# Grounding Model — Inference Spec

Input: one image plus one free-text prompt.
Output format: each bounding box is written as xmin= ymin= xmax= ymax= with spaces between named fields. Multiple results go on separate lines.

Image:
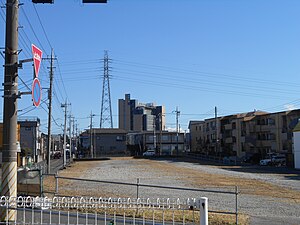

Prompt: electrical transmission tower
xmin=100 ymin=50 xmax=113 ymax=128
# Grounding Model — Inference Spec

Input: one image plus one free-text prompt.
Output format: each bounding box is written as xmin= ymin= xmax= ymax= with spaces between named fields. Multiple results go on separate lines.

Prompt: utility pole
xmin=68 ymin=115 xmax=75 ymax=160
xmin=1 ymin=0 xmax=19 ymax=222
xmin=174 ymin=107 xmax=180 ymax=157
xmin=72 ymin=118 xmax=76 ymax=158
xmin=153 ymin=119 xmax=156 ymax=150
xmin=90 ymin=112 xmax=96 ymax=158
xmin=46 ymin=49 xmax=55 ymax=174
xmin=215 ymin=106 xmax=219 ymax=157
xmin=159 ymin=113 xmax=162 ymax=156
xmin=75 ymin=122 xmax=78 ymax=157
xmin=61 ymin=101 xmax=69 ymax=168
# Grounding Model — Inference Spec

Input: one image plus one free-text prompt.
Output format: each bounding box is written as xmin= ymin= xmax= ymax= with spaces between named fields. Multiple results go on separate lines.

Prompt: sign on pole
xmin=32 ymin=44 xmax=42 ymax=78
xmin=32 ymin=78 xmax=41 ymax=107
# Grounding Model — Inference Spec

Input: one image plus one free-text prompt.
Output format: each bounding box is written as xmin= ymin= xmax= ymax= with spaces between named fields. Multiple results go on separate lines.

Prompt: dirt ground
xmin=43 ymin=157 xmax=300 ymax=225
xmin=44 ymin=157 xmax=300 ymax=203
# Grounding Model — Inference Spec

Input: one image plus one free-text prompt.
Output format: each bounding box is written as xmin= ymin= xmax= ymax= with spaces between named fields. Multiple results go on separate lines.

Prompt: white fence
xmin=0 ymin=196 xmax=208 ymax=225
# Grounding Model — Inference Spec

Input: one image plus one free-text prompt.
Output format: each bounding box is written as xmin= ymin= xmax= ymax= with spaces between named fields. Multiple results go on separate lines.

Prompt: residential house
xmin=80 ymin=128 xmax=127 ymax=157
xmin=127 ymin=130 xmax=185 ymax=156
xmin=18 ymin=117 xmax=42 ymax=164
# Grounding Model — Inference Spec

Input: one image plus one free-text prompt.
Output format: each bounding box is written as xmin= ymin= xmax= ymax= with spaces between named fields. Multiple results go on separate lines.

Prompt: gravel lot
xmin=54 ymin=157 xmax=300 ymax=225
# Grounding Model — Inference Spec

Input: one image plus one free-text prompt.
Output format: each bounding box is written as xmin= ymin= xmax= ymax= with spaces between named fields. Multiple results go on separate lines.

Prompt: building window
xmin=232 ymin=122 xmax=236 ymax=129
xmin=25 ymin=127 xmax=31 ymax=131
xmin=268 ymin=118 xmax=275 ymax=125
xmin=241 ymin=143 xmax=245 ymax=152
xmin=162 ymin=135 xmax=169 ymax=141
xmin=232 ymin=136 xmax=236 ymax=143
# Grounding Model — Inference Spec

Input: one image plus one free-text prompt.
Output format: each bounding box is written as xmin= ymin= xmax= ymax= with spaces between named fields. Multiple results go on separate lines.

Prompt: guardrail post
xmin=136 ymin=178 xmax=140 ymax=199
xmin=199 ymin=197 xmax=208 ymax=225
xmin=235 ymin=186 xmax=238 ymax=225
xmin=39 ymin=169 xmax=43 ymax=197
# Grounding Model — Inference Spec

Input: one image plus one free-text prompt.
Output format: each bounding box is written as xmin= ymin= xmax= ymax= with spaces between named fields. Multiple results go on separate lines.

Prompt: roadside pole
xmin=61 ymin=102 xmax=68 ymax=168
xmin=47 ymin=49 xmax=54 ymax=174
xmin=1 ymin=0 xmax=19 ymax=222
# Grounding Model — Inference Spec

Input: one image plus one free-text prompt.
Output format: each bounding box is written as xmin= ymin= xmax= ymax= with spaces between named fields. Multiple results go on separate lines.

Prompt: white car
xmin=143 ymin=150 xmax=156 ymax=156
xmin=259 ymin=158 xmax=271 ymax=166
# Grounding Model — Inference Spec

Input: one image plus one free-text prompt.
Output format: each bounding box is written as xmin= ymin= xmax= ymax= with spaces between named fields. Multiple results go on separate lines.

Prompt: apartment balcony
xmin=249 ymin=124 xmax=256 ymax=132
xmin=245 ymin=136 xmax=256 ymax=145
xmin=224 ymin=124 xmax=232 ymax=130
xmin=258 ymin=125 xmax=272 ymax=131
xmin=232 ymin=129 xmax=237 ymax=136
xmin=256 ymin=140 xmax=272 ymax=146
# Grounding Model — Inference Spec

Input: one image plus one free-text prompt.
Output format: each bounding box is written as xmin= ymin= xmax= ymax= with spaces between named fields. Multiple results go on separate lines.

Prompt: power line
xmin=112 ymin=75 xmax=292 ymax=100
xmin=113 ymin=68 xmax=298 ymax=96
xmin=55 ymin=57 xmax=69 ymax=101
xmin=32 ymin=3 xmax=52 ymax=49
xmin=20 ymin=7 xmax=48 ymax=55
xmin=114 ymin=59 xmax=300 ymax=88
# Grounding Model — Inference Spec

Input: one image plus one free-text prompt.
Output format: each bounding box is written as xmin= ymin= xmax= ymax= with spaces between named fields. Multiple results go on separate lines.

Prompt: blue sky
xmin=1 ymin=0 xmax=300 ymax=134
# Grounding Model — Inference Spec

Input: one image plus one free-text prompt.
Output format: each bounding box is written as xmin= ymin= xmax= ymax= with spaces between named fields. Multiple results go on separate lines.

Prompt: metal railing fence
xmin=0 ymin=195 xmax=207 ymax=225
xmin=43 ymin=175 xmax=239 ymax=224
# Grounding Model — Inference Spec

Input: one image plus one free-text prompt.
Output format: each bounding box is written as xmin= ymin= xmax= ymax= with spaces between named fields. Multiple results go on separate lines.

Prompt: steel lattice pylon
xmin=100 ymin=50 xmax=113 ymax=128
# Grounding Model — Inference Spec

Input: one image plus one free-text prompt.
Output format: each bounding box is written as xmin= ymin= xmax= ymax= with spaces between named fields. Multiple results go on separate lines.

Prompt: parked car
xmin=270 ymin=155 xmax=286 ymax=166
xmin=143 ymin=149 xmax=156 ymax=156
xmin=259 ymin=158 xmax=271 ymax=166
xmin=259 ymin=155 xmax=286 ymax=166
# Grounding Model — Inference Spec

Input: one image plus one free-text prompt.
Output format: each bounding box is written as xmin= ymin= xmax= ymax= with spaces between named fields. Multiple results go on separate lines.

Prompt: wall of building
xmin=118 ymin=94 xmax=133 ymax=131
xmin=293 ymin=131 xmax=300 ymax=169
xmin=119 ymin=94 xmax=165 ymax=132
xmin=80 ymin=129 xmax=127 ymax=157
xmin=94 ymin=133 xmax=127 ymax=156
xmin=189 ymin=109 xmax=300 ymax=166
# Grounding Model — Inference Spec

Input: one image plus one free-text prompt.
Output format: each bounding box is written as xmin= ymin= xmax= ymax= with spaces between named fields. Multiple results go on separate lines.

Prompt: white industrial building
xmin=293 ymin=121 xmax=300 ymax=169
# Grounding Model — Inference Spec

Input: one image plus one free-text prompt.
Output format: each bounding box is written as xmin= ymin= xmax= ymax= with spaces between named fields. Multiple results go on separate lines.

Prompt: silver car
xmin=143 ymin=150 xmax=155 ymax=156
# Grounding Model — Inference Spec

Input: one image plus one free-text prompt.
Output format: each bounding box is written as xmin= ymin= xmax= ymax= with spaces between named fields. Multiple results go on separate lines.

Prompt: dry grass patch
xmin=43 ymin=159 xmax=253 ymax=225
xmin=139 ymin=160 xmax=300 ymax=203
xmin=44 ymin=159 xmax=300 ymax=203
